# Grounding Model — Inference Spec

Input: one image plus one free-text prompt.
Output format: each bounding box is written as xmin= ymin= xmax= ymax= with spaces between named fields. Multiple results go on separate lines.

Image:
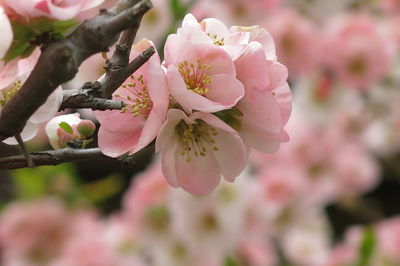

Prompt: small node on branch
xmin=15 ymin=134 xmax=35 ymax=168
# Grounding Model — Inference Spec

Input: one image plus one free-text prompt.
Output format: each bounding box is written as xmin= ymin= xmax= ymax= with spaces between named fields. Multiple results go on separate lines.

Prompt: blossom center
xmin=206 ymin=33 xmax=225 ymax=46
xmin=0 ymin=80 xmax=22 ymax=107
xmin=116 ymin=74 xmax=153 ymax=118
xmin=178 ymin=59 xmax=212 ymax=96
xmin=176 ymin=119 xmax=219 ymax=162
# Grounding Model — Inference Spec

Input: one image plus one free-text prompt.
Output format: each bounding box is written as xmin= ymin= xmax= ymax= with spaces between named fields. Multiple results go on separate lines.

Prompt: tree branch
xmin=0 ymin=146 xmax=154 ymax=170
xmin=97 ymin=46 xmax=155 ymax=98
xmin=0 ymin=0 xmax=152 ymax=141
xmin=60 ymin=85 xmax=125 ymax=111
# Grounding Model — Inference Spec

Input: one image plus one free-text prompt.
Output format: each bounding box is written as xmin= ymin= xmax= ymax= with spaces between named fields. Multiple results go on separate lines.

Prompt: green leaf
xmin=355 ymin=227 xmax=376 ymax=266
xmin=224 ymin=256 xmax=239 ymax=266
xmin=9 ymin=163 xmax=78 ymax=199
xmin=214 ymin=108 xmax=243 ymax=131
xmin=59 ymin=122 xmax=74 ymax=135
xmin=169 ymin=0 xmax=188 ymax=19
xmin=52 ymin=19 xmax=79 ymax=34
xmin=81 ymin=175 xmax=124 ymax=203
xmin=3 ymin=18 xmax=78 ymax=62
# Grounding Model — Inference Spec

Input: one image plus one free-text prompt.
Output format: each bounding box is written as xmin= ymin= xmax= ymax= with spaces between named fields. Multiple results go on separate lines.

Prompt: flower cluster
xmin=0 ymin=0 xmax=106 ymax=145
xmin=94 ymin=15 xmax=291 ymax=195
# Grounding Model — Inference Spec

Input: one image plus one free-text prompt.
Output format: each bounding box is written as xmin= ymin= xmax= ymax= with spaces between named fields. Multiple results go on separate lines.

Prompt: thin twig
xmin=98 ymin=46 xmax=155 ymax=98
xmin=0 ymin=145 xmax=154 ymax=170
xmin=60 ymin=88 xmax=125 ymax=111
xmin=14 ymin=134 xmax=34 ymax=168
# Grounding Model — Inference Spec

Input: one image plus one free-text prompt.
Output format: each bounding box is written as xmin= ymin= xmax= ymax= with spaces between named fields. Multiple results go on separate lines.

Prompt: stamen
xmin=178 ymin=59 xmax=212 ymax=96
xmin=0 ymin=80 xmax=23 ymax=107
xmin=206 ymin=33 xmax=225 ymax=46
xmin=176 ymin=120 xmax=219 ymax=162
xmin=116 ymin=74 xmax=153 ymax=118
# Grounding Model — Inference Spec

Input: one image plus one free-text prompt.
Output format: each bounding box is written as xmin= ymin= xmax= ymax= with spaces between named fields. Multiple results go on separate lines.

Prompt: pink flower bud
xmin=56 ymin=127 xmax=74 ymax=148
xmin=77 ymin=120 xmax=96 ymax=138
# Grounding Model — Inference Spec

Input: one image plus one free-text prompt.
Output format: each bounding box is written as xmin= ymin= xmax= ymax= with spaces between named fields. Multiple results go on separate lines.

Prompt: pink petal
xmin=267 ymin=61 xmax=288 ymax=90
xmin=0 ymin=60 xmax=18 ymax=89
xmin=98 ymin=127 xmax=141 ymax=158
xmin=29 ymin=86 xmax=63 ymax=123
xmin=160 ymin=137 xmax=179 ymax=187
xmin=238 ymin=88 xmax=282 ymax=135
xmin=17 ymin=49 xmax=41 ymax=76
xmin=47 ymin=0 xmax=86 ymax=20
xmin=206 ymin=74 xmax=244 ymax=109
xmin=212 ymin=129 xmax=247 ymax=182
xmin=175 ymin=141 xmax=221 ymax=195
xmin=82 ymin=0 xmax=106 ymax=10
xmin=164 ymin=34 xmax=193 ymax=67
xmin=129 ymin=109 xmax=163 ymax=154
xmin=190 ymin=43 xmax=236 ymax=76
xmin=167 ymin=66 xmax=227 ymax=113
xmin=0 ymin=7 xmax=12 ymax=60
xmin=156 ymin=109 xmax=190 ymax=152
xmin=94 ymin=110 xmax=145 ymax=135
xmin=3 ymin=122 xmax=39 ymax=145
xmin=202 ymin=18 xmax=230 ymax=40
xmin=235 ymin=42 xmax=270 ymax=91
xmin=240 ymin=120 xmax=282 ymax=153
xmin=274 ymin=83 xmax=292 ymax=126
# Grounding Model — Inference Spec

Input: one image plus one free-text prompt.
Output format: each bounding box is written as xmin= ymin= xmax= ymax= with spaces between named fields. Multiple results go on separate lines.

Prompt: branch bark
xmin=97 ymin=46 xmax=155 ymax=98
xmin=60 ymin=85 xmax=125 ymax=111
xmin=0 ymin=0 xmax=152 ymax=141
xmin=0 ymin=146 xmax=154 ymax=170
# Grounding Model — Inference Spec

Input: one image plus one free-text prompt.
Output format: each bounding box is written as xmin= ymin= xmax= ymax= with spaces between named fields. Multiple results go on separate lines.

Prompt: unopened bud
xmin=77 ymin=120 xmax=96 ymax=138
xmin=57 ymin=127 xmax=74 ymax=148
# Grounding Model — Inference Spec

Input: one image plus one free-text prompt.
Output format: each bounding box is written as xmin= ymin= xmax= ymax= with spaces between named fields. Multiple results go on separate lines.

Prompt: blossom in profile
xmin=164 ymin=33 xmax=245 ymax=113
xmin=233 ymin=38 xmax=292 ymax=153
xmin=156 ymin=109 xmax=247 ymax=195
xmin=94 ymin=39 xmax=169 ymax=158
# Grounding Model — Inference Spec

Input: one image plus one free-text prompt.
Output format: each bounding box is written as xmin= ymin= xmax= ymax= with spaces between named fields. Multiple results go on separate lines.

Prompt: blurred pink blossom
xmin=324 ymin=14 xmax=395 ymax=90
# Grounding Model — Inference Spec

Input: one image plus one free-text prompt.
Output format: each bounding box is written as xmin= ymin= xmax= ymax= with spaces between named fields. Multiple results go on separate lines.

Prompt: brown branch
xmin=0 ymin=146 xmax=154 ymax=170
xmin=0 ymin=0 xmax=153 ymax=142
xmin=60 ymin=86 xmax=125 ymax=111
xmin=97 ymin=46 xmax=155 ymax=98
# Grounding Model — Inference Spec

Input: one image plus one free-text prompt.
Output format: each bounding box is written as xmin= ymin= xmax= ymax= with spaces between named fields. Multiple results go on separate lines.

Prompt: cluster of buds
xmin=45 ymin=113 xmax=96 ymax=149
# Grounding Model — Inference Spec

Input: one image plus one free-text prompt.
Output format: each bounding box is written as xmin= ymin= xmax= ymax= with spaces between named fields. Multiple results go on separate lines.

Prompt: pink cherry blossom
xmin=324 ymin=14 xmax=395 ymax=90
xmin=123 ymin=160 xmax=170 ymax=224
xmin=164 ymin=33 xmax=245 ymax=113
xmin=264 ymin=9 xmax=322 ymax=77
xmin=177 ymin=13 xmax=250 ymax=60
xmin=234 ymin=40 xmax=292 ymax=153
xmin=0 ymin=198 xmax=71 ymax=264
xmin=2 ymin=0 xmax=105 ymax=20
xmin=156 ymin=109 xmax=248 ymax=195
xmin=94 ymin=40 xmax=169 ymax=158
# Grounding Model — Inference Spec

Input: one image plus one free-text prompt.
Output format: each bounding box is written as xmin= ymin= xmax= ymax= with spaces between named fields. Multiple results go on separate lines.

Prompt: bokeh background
xmin=1 ymin=0 xmax=400 ymax=265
